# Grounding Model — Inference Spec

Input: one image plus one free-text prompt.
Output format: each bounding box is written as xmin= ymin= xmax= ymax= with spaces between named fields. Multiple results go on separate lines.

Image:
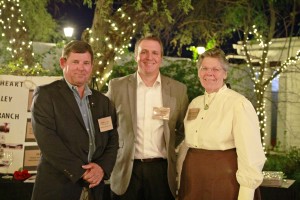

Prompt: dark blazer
xmin=31 ymin=79 xmax=118 ymax=200
xmin=106 ymin=73 xmax=189 ymax=197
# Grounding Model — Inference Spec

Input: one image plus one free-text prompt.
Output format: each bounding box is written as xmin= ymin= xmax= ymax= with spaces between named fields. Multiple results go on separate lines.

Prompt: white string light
xmin=0 ymin=0 xmax=34 ymax=70
xmin=242 ymin=25 xmax=300 ymax=152
xmin=86 ymin=7 xmax=136 ymax=86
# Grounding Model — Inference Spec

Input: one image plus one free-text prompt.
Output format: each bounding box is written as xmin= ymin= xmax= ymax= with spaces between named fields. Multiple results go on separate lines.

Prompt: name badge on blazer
xmin=98 ymin=116 xmax=113 ymax=132
xmin=152 ymin=107 xmax=170 ymax=120
xmin=187 ymin=108 xmax=200 ymax=120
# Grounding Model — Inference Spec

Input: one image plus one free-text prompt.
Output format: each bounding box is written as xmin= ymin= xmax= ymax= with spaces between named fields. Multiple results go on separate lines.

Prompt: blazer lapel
xmin=161 ymin=75 xmax=172 ymax=147
xmin=128 ymin=73 xmax=138 ymax=136
xmin=58 ymin=80 xmax=86 ymax=129
xmin=161 ymin=76 xmax=171 ymax=108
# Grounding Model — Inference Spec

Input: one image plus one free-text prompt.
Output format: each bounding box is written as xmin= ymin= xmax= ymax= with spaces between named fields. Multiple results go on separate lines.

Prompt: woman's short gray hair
xmin=197 ymin=47 xmax=229 ymax=71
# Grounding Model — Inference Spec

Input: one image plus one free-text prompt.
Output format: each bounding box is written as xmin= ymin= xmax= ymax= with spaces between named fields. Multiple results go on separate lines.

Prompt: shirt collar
xmin=204 ymin=84 xmax=227 ymax=97
xmin=137 ymin=72 xmax=161 ymax=87
xmin=65 ymin=79 xmax=92 ymax=96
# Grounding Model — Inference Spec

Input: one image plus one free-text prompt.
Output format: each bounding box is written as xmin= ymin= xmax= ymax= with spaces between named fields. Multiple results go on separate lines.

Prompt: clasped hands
xmin=82 ymin=163 xmax=104 ymax=188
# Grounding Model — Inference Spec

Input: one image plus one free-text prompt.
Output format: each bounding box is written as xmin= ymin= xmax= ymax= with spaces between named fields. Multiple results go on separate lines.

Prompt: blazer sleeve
xmin=175 ymin=84 xmax=189 ymax=147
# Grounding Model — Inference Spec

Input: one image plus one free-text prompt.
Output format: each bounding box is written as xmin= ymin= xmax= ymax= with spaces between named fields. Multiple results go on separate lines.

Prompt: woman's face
xmin=198 ymin=57 xmax=227 ymax=93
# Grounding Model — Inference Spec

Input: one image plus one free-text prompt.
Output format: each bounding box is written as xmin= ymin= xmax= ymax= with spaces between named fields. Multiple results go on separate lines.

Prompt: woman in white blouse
xmin=178 ymin=48 xmax=266 ymax=200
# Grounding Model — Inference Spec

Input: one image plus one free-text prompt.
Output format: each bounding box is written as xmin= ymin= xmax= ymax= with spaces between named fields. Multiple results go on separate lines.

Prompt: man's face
xmin=60 ymin=52 xmax=93 ymax=87
xmin=135 ymin=39 xmax=162 ymax=77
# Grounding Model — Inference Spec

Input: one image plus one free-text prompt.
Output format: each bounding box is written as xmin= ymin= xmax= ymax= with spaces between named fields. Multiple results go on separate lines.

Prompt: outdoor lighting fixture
xmin=64 ymin=27 xmax=74 ymax=38
xmin=197 ymin=46 xmax=205 ymax=55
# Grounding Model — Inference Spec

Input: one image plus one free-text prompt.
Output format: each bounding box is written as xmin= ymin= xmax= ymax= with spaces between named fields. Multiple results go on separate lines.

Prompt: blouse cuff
xmin=238 ymin=186 xmax=255 ymax=200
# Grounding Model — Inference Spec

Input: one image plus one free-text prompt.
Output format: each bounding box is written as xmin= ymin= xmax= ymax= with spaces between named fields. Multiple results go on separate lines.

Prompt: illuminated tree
xmin=82 ymin=0 xmax=194 ymax=88
xmin=220 ymin=0 xmax=300 ymax=149
xmin=0 ymin=0 xmax=34 ymax=66
xmin=0 ymin=0 xmax=61 ymax=72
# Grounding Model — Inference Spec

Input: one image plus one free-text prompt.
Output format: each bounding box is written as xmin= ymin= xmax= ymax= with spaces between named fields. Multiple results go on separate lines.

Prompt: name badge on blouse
xmin=152 ymin=107 xmax=170 ymax=120
xmin=187 ymin=108 xmax=200 ymax=120
xmin=98 ymin=116 xmax=113 ymax=132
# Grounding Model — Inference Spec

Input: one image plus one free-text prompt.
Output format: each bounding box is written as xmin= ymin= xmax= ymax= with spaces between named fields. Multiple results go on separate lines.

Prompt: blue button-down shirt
xmin=66 ymin=81 xmax=96 ymax=162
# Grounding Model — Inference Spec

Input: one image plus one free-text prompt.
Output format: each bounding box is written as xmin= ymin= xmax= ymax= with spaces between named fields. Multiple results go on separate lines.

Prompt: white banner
xmin=0 ymin=75 xmax=61 ymax=173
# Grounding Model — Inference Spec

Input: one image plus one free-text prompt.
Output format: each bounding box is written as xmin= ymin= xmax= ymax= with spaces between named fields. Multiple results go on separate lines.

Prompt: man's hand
xmin=82 ymin=163 xmax=104 ymax=188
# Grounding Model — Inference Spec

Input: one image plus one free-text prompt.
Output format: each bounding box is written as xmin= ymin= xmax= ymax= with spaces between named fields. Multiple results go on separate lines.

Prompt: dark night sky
xmin=48 ymin=2 xmax=95 ymax=40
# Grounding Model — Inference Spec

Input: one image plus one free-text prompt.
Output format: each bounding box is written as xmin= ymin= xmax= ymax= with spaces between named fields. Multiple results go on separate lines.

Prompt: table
xmin=260 ymin=179 xmax=300 ymax=200
xmin=0 ymin=175 xmax=33 ymax=200
xmin=1 ymin=174 xmax=299 ymax=200
xmin=0 ymin=174 xmax=111 ymax=200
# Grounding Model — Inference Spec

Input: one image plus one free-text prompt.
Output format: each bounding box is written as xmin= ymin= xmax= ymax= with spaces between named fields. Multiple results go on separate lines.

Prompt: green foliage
xmin=264 ymin=146 xmax=300 ymax=181
xmin=223 ymin=1 xmax=274 ymax=38
xmin=0 ymin=42 xmax=64 ymax=77
xmin=160 ymin=59 xmax=204 ymax=101
xmin=100 ymin=59 xmax=137 ymax=93
xmin=19 ymin=0 xmax=62 ymax=42
xmin=206 ymin=39 xmax=217 ymax=50
xmin=83 ymin=0 xmax=93 ymax=8
xmin=186 ymin=46 xmax=199 ymax=62
xmin=34 ymin=41 xmax=65 ymax=76
xmin=178 ymin=0 xmax=194 ymax=14
xmin=0 ymin=38 xmax=12 ymax=63
xmin=223 ymin=4 xmax=247 ymax=30
xmin=0 ymin=59 xmax=50 ymax=76
xmin=134 ymin=0 xmax=143 ymax=10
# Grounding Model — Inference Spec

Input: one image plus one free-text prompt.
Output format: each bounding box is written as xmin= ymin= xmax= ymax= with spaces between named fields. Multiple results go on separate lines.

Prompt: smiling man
xmin=106 ymin=35 xmax=189 ymax=200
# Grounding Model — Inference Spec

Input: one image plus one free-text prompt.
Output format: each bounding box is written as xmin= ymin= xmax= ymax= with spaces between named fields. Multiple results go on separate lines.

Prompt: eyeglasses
xmin=199 ymin=66 xmax=224 ymax=73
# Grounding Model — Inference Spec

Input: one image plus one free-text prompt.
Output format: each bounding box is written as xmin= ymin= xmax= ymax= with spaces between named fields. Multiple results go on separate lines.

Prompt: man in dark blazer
xmin=107 ymin=35 xmax=189 ymax=200
xmin=31 ymin=40 xmax=118 ymax=200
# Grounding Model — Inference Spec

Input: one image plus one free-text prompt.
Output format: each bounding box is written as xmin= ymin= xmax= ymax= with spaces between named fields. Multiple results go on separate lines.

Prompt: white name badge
xmin=152 ymin=107 xmax=170 ymax=120
xmin=98 ymin=116 xmax=113 ymax=132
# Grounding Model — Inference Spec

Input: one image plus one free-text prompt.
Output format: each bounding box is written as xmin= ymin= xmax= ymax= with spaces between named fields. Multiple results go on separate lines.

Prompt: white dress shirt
xmin=184 ymin=85 xmax=266 ymax=200
xmin=134 ymin=73 xmax=167 ymax=159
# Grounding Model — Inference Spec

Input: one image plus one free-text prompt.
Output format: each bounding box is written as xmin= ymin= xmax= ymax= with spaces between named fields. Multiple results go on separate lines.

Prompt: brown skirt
xmin=178 ymin=148 xmax=261 ymax=200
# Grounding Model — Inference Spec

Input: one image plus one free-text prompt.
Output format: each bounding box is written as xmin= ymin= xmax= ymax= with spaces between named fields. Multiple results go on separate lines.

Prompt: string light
xmin=86 ymin=7 xmax=136 ymax=88
xmin=242 ymin=25 xmax=300 ymax=153
xmin=0 ymin=0 xmax=35 ymax=71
